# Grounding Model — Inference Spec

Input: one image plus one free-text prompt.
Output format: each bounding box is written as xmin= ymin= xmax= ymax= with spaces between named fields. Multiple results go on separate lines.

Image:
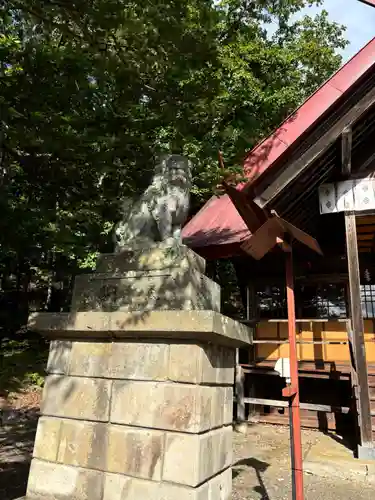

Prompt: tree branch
xmin=9 ymin=0 xmax=84 ymax=42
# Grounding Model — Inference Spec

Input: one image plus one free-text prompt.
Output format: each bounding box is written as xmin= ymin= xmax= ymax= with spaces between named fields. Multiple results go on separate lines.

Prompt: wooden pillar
xmin=246 ymin=284 xmax=257 ymax=418
xmin=235 ymin=349 xmax=246 ymax=423
xmin=345 ymin=212 xmax=373 ymax=451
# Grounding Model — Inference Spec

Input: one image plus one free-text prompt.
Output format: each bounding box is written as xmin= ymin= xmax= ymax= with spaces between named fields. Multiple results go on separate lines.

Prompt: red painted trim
xmin=182 ymin=194 xmax=251 ymax=247
xmin=187 ymin=242 xmax=244 ymax=260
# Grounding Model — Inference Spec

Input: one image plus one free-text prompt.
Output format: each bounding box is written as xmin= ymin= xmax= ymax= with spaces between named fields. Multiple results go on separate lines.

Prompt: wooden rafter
xmin=218 ymin=150 xmax=267 ymax=234
xmin=240 ymin=212 xmax=323 ymax=260
xmin=358 ymin=150 xmax=375 ymax=172
xmin=341 ymin=126 xmax=352 ymax=177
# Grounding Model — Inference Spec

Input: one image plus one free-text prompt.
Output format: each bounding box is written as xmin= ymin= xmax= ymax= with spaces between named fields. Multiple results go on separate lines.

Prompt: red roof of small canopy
xmin=182 ymin=37 xmax=375 ymax=257
xmin=183 ymin=193 xmax=250 ymax=245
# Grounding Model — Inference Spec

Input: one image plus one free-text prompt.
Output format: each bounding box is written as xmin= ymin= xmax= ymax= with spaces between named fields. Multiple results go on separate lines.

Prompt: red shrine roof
xmin=182 ymin=37 xmax=375 ymax=256
xmin=182 ymin=193 xmax=251 ymax=248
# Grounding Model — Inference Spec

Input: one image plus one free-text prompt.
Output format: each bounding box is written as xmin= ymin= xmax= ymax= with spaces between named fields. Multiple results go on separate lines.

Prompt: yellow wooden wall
xmin=255 ymin=320 xmax=375 ymax=363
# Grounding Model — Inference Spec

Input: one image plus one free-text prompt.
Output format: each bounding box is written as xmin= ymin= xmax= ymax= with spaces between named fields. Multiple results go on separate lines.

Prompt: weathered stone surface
xmin=46 ymin=340 xmax=235 ymax=383
xmin=103 ymin=472 xmax=209 ymax=500
xmin=33 ymin=417 xmax=61 ymax=462
xmin=210 ymin=387 xmax=234 ymax=428
xmin=113 ymin=155 xmax=192 ymax=248
xmin=47 ymin=340 xmax=72 ymax=374
xmin=168 ymin=344 xmax=201 ymax=383
xmin=223 ymin=386 xmax=234 ymax=425
xmin=96 ymin=243 xmax=205 ymax=274
xmin=163 ymin=426 xmax=232 ymax=486
xmin=57 ymin=419 xmax=107 ymax=471
xmin=68 ymin=341 xmax=169 ymax=380
xmin=25 ymin=466 xmax=232 ymax=500
xmin=163 ymin=433 xmax=201 ymax=486
xmin=216 ymin=426 xmax=233 ymax=471
xmin=107 ymin=426 xmax=164 ymax=480
xmin=37 ymin=418 xmax=165 ymax=480
xmin=41 ymin=375 xmax=111 ymax=422
xmin=71 ymin=268 xmax=220 ymax=313
xmin=169 ymin=344 xmax=234 ymax=385
xmin=201 ymin=345 xmax=234 ymax=385
xmin=110 ymin=381 xmax=227 ymax=432
xmin=28 ymin=310 xmax=252 ymax=348
xmin=26 ymin=459 xmax=103 ymax=500
xmin=109 ymin=341 xmax=169 ymax=380
xmin=208 ymin=468 xmax=232 ymax=500
xmin=68 ymin=341 xmax=111 ymax=377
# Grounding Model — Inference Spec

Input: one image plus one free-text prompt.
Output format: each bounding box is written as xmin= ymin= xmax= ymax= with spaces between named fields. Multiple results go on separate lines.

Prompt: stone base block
xmin=25 ymin=460 xmax=232 ymax=500
xmin=24 ymin=243 xmax=249 ymax=500
xmin=357 ymin=444 xmax=375 ymax=460
xmin=28 ymin=310 xmax=252 ymax=347
xmin=163 ymin=426 xmax=232 ymax=486
xmin=26 ymin=459 xmax=103 ymax=500
xmin=33 ymin=418 xmax=165 ymax=480
xmin=32 ymin=417 xmax=231 ymax=485
xmin=110 ymin=380 xmax=232 ymax=432
xmin=169 ymin=343 xmax=235 ymax=385
xmin=47 ymin=340 xmax=235 ymax=385
xmin=103 ymin=468 xmax=232 ymax=500
xmin=71 ymin=243 xmax=216 ymax=314
xmin=41 ymin=375 xmax=111 ymax=422
xmin=71 ymin=268 xmax=220 ymax=313
xmin=96 ymin=243 xmax=206 ymax=274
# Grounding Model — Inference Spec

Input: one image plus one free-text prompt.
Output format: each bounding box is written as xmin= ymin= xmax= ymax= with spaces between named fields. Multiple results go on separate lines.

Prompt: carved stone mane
xmin=114 ymin=154 xmax=192 ymax=250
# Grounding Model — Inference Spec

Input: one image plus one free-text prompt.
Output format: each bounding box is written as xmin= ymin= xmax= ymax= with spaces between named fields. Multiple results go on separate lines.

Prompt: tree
xmin=0 ymin=0 xmax=347 ymax=324
xmin=3 ymin=1 xmax=347 ymax=194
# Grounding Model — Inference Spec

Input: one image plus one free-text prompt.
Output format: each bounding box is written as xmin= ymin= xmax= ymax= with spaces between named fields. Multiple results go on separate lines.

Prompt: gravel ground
xmin=1 ymin=392 xmax=374 ymax=500
xmin=233 ymin=468 xmax=375 ymax=500
xmin=233 ymin=424 xmax=375 ymax=500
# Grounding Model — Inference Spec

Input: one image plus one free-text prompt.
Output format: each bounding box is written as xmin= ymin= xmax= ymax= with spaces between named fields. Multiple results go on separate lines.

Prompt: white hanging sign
xmin=319 ymin=179 xmax=375 ymax=214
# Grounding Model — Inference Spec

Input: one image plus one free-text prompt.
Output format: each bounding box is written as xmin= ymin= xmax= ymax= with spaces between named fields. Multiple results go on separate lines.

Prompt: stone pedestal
xmin=71 ymin=242 xmax=220 ymax=313
xmin=25 ymin=244 xmax=251 ymax=500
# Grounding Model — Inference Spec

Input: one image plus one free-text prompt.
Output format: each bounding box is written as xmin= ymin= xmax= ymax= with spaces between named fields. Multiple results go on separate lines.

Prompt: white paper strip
xmin=336 ymin=180 xmax=354 ymax=212
xmin=318 ymin=183 xmax=337 ymax=214
xmin=353 ymin=178 xmax=375 ymax=211
xmin=319 ymin=178 xmax=375 ymax=214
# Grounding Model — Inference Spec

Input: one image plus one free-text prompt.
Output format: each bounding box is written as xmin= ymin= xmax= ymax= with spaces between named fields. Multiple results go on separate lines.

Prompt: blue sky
xmin=299 ymin=0 xmax=375 ymax=61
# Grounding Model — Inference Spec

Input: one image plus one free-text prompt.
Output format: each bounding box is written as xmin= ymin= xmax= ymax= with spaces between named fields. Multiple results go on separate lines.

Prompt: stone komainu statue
xmin=114 ymin=154 xmax=192 ymax=250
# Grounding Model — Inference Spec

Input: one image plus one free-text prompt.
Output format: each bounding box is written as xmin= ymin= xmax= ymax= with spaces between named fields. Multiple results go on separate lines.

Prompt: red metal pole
xmin=284 ymin=249 xmax=304 ymax=500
